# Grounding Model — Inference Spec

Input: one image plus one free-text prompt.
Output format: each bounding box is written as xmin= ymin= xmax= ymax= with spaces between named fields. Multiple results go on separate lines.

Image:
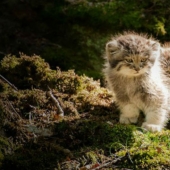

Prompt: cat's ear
xmin=106 ymin=40 xmax=119 ymax=52
xmin=106 ymin=40 xmax=120 ymax=59
xmin=148 ymin=40 xmax=160 ymax=51
xmin=152 ymin=42 xmax=160 ymax=51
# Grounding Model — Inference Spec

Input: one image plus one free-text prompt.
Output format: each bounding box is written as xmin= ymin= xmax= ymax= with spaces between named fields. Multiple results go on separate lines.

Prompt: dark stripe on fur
xmin=110 ymin=59 xmax=122 ymax=68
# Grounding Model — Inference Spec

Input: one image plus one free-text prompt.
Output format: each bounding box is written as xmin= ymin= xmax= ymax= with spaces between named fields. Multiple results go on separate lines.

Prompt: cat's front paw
xmin=141 ymin=122 xmax=162 ymax=132
xmin=120 ymin=115 xmax=138 ymax=124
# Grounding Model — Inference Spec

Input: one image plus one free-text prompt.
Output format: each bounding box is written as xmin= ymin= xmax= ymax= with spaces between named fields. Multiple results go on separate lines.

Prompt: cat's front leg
xmin=119 ymin=103 xmax=140 ymax=124
xmin=142 ymin=108 xmax=167 ymax=132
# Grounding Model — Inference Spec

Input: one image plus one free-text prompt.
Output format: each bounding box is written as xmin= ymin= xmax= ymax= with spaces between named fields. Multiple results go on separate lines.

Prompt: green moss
xmin=0 ymin=137 xmax=9 ymax=148
xmin=54 ymin=120 xmax=136 ymax=151
xmin=54 ymin=120 xmax=170 ymax=169
xmin=1 ymin=54 xmax=170 ymax=169
xmin=0 ymin=137 xmax=10 ymax=168
xmin=2 ymin=140 xmax=71 ymax=170
xmin=0 ymin=55 xmax=115 ymax=117
xmin=116 ymin=130 xmax=170 ymax=169
xmin=0 ymin=55 xmax=20 ymax=70
xmin=55 ymin=121 xmax=170 ymax=169
xmin=0 ymin=54 xmax=57 ymax=89
xmin=86 ymin=151 xmax=99 ymax=164
xmin=55 ymin=69 xmax=81 ymax=94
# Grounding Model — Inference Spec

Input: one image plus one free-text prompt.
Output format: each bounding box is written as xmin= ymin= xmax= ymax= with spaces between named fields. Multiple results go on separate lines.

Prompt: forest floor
xmin=0 ymin=54 xmax=170 ymax=170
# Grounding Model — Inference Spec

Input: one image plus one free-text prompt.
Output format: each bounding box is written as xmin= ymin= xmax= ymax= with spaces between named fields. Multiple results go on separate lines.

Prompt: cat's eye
xmin=141 ymin=58 xmax=148 ymax=62
xmin=125 ymin=59 xmax=133 ymax=63
xmin=110 ymin=50 xmax=116 ymax=55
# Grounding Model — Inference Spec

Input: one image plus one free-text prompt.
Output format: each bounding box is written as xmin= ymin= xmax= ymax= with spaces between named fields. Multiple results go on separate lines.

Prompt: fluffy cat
xmin=103 ymin=32 xmax=169 ymax=132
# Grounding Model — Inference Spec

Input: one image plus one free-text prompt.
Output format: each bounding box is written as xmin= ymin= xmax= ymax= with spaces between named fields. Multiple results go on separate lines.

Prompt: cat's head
xmin=105 ymin=33 xmax=160 ymax=76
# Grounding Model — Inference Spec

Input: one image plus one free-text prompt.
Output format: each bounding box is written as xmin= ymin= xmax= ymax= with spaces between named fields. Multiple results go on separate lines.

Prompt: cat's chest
xmin=125 ymin=78 xmax=144 ymax=95
xmin=115 ymin=77 xmax=146 ymax=104
xmin=125 ymin=79 xmax=147 ymax=109
xmin=124 ymin=78 xmax=148 ymax=104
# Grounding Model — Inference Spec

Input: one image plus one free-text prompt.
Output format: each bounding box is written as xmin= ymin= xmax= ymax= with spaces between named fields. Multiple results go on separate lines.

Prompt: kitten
xmin=103 ymin=32 xmax=169 ymax=132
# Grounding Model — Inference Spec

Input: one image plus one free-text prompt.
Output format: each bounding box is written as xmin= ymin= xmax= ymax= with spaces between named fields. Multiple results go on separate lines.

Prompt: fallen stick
xmin=7 ymin=101 xmax=22 ymax=120
xmin=0 ymin=74 xmax=18 ymax=91
xmin=91 ymin=153 xmax=132 ymax=170
xmin=47 ymin=89 xmax=64 ymax=116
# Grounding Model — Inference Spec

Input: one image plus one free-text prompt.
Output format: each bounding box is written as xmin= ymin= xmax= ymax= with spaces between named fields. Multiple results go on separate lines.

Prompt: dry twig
xmin=91 ymin=153 xmax=132 ymax=170
xmin=47 ymin=88 xmax=64 ymax=116
xmin=0 ymin=74 xmax=18 ymax=91
xmin=6 ymin=101 xmax=22 ymax=120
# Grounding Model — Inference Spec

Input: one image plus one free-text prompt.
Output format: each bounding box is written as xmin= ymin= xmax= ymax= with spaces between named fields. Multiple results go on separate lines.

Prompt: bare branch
xmin=0 ymin=74 xmax=18 ymax=91
xmin=7 ymin=101 xmax=22 ymax=120
xmin=91 ymin=153 xmax=132 ymax=170
xmin=47 ymin=89 xmax=64 ymax=116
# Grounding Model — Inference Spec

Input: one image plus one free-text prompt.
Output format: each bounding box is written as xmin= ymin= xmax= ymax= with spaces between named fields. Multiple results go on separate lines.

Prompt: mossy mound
xmin=0 ymin=54 xmax=57 ymax=89
xmin=0 ymin=54 xmax=170 ymax=169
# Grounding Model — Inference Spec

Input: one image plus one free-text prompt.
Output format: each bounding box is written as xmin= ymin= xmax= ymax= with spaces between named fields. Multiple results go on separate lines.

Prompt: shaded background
xmin=0 ymin=0 xmax=170 ymax=79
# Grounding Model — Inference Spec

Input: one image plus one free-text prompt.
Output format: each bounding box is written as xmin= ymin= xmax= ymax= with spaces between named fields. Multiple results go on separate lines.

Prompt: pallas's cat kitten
xmin=103 ymin=32 xmax=169 ymax=132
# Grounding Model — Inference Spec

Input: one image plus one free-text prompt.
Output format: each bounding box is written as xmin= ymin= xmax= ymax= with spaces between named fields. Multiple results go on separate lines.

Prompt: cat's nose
xmin=135 ymin=67 xmax=140 ymax=72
